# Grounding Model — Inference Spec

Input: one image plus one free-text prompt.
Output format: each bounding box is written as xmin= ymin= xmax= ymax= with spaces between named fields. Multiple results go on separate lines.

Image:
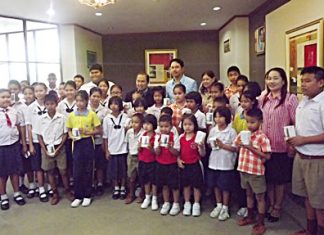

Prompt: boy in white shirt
xmin=185 ymin=91 xmax=207 ymax=131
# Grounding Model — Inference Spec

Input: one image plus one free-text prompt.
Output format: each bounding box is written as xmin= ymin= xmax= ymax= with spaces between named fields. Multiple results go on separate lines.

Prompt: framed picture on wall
xmin=286 ymin=19 xmax=323 ymax=97
xmin=223 ymin=39 xmax=230 ymax=53
xmin=255 ymin=26 xmax=265 ymax=55
xmin=87 ymin=50 xmax=97 ymax=68
xmin=145 ymin=49 xmax=178 ymax=84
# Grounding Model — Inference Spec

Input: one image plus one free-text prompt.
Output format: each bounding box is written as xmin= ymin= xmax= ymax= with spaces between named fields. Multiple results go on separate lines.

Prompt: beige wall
xmin=219 ymin=17 xmax=250 ymax=86
xmin=266 ymin=0 xmax=324 ymax=70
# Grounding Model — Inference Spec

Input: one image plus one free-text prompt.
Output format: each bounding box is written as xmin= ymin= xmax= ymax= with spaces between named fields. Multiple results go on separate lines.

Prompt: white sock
xmin=193 ymin=202 xmax=200 ymax=206
xmin=39 ymin=186 xmax=45 ymax=194
xmin=152 ymin=195 xmax=157 ymax=201
xmin=13 ymin=192 xmax=21 ymax=197
xmin=145 ymin=194 xmax=151 ymax=199
xmin=97 ymin=182 xmax=103 ymax=187
xmin=47 ymin=184 xmax=52 ymax=190
xmin=114 ymin=186 xmax=120 ymax=190
xmin=120 ymin=186 xmax=125 ymax=191
xmin=222 ymin=205 xmax=228 ymax=211
xmin=29 ymin=182 xmax=36 ymax=189
xmin=216 ymin=203 xmax=222 ymax=208
xmin=1 ymin=194 xmax=8 ymax=200
xmin=19 ymin=176 xmax=24 ymax=186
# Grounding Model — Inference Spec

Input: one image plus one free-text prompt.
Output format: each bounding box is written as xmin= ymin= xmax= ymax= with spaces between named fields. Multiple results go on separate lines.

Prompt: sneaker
xmin=151 ymin=198 xmax=158 ymax=211
xmin=218 ymin=208 xmax=230 ymax=221
xmin=71 ymin=199 xmax=82 ymax=208
xmin=169 ymin=203 xmax=180 ymax=216
xmin=141 ymin=197 xmax=151 ymax=209
xmin=252 ymin=223 xmax=266 ymax=235
xmin=182 ymin=202 xmax=191 ymax=216
xmin=160 ymin=202 xmax=171 ymax=215
xmin=82 ymin=198 xmax=92 ymax=207
xmin=237 ymin=207 xmax=248 ymax=217
xmin=210 ymin=206 xmax=222 ymax=218
xmin=192 ymin=203 xmax=201 ymax=217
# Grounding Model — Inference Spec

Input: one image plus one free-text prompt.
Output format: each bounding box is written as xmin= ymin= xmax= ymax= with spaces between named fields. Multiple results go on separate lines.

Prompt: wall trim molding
xmin=218 ymin=15 xmax=249 ymax=32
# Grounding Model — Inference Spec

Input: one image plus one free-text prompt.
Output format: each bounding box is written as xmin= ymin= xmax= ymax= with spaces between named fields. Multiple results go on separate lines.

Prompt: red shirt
xmin=156 ymin=132 xmax=179 ymax=165
xmin=138 ymin=132 xmax=156 ymax=163
xmin=180 ymin=133 xmax=200 ymax=164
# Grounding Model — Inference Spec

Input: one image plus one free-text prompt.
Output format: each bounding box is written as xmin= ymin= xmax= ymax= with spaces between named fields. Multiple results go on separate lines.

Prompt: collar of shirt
xmin=107 ymin=112 xmax=123 ymax=120
xmin=171 ymin=74 xmax=185 ymax=85
xmin=267 ymin=92 xmax=281 ymax=100
xmin=89 ymin=104 xmax=104 ymax=113
xmin=0 ymin=107 xmax=10 ymax=112
xmin=63 ymin=98 xmax=76 ymax=106
xmin=215 ymin=124 xmax=232 ymax=133
xmin=75 ymin=108 xmax=89 ymax=116
xmin=309 ymin=90 xmax=324 ymax=103
xmin=251 ymin=129 xmax=262 ymax=138
xmin=131 ymin=128 xmax=144 ymax=138
xmin=44 ymin=112 xmax=62 ymax=120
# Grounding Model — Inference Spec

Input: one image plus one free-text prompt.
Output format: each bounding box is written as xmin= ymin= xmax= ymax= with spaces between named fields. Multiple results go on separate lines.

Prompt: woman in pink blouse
xmin=259 ymin=68 xmax=298 ymax=222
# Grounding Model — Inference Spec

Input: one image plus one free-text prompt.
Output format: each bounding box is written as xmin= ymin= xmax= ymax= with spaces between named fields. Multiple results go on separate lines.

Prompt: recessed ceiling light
xmin=200 ymin=22 xmax=207 ymax=26
xmin=213 ymin=6 xmax=221 ymax=11
xmin=46 ymin=8 xmax=55 ymax=16
xmin=95 ymin=12 xmax=103 ymax=16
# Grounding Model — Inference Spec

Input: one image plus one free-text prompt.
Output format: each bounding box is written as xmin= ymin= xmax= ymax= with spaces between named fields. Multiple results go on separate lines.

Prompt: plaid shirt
xmin=169 ymin=103 xmax=187 ymax=128
xmin=234 ymin=130 xmax=271 ymax=176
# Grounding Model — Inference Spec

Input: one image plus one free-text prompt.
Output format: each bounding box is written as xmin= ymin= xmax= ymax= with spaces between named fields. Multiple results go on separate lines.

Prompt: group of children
xmin=1 ymin=65 xmax=323 ymax=235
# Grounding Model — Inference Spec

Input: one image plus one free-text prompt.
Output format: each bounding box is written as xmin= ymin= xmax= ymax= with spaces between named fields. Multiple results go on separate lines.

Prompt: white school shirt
xmin=57 ymin=98 xmax=77 ymax=118
xmin=100 ymin=97 xmax=110 ymax=109
xmin=80 ymin=81 xmax=115 ymax=95
xmin=295 ymin=91 xmax=324 ymax=156
xmin=229 ymin=92 xmax=240 ymax=115
xmin=0 ymin=107 xmax=22 ymax=146
xmin=126 ymin=128 xmax=144 ymax=155
xmin=11 ymin=100 xmax=27 ymax=127
xmin=89 ymin=104 xmax=109 ymax=145
xmin=103 ymin=112 xmax=130 ymax=155
xmin=33 ymin=112 xmax=67 ymax=145
xmin=147 ymin=105 xmax=163 ymax=120
xmin=207 ymin=124 xmax=237 ymax=170
xmin=195 ymin=109 xmax=207 ymax=129
xmin=25 ymin=100 xmax=47 ymax=143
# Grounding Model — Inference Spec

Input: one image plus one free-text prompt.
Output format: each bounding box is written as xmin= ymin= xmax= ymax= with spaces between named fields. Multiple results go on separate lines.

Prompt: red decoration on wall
xmin=149 ymin=54 xmax=173 ymax=69
xmin=304 ymin=44 xmax=317 ymax=67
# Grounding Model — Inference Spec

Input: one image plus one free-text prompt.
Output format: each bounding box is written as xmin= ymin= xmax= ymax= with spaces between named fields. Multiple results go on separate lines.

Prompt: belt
xmin=297 ymin=151 xmax=324 ymax=160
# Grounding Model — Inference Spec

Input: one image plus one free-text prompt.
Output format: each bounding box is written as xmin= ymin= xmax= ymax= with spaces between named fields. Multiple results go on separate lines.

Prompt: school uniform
xmin=33 ymin=112 xmax=67 ymax=171
xmin=207 ymin=125 xmax=237 ymax=191
xmin=293 ymin=91 xmax=324 ymax=209
xmin=154 ymin=132 xmax=180 ymax=189
xmin=66 ymin=109 xmax=101 ymax=200
xmin=0 ymin=107 xmax=23 ymax=177
xmin=138 ymin=132 xmax=156 ymax=185
xmin=194 ymin=109 xmax=207 ymax=130
xmin=103 ymin=112 xmax=130 ymax=181
xmin=179 ymin=133 xmax=203 ymax=189
xmin=125 ymin=128 xmax=144 ymax=178
xmin=25 ymin=100 xmax=47 ymax=171
xmin=146 ymin=105 xmax=163 ymax=120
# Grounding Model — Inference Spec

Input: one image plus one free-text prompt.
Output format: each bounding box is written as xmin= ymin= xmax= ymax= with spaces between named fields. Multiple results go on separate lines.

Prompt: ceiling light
xmin=95 ymin=12 xmax=103 ymax=16
xmin=79 ymin=0 xmax=116 ymax=9
xmin=200 ymin=22 xmax=207 ymax=26
xmin=213 ymin=6 xmax=221 ymax=11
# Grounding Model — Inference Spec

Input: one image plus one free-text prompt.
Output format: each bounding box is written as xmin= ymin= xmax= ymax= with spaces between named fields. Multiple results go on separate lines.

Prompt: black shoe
xmin=119 ymin=189 xmax=126 ymax=200
xmin=96 ymin=186 xmax=104 ymax=196
xmin=112 ymin=189 xmax=120 ymax=200
xmin=14 ymin=195 xmax=26 ymax=206
xmin=27 ymin=189 xmax=36 ymax=198
xmin=39 ymin=192 xmax=49 ymax=202
xmin=35 ymin=188 xmax=39 ymax=197
xmin=19 ymin=184 xmax=29 ymax=194
xmin=268 ymin=215 xmax=280 ymax=223
xmin=1 ymin=199 xmax=9 ymax=210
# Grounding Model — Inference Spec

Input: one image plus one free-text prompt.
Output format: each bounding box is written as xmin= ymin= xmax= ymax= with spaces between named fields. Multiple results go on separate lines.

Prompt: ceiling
xmin=0 ymin=0 xmax=268 ymax=35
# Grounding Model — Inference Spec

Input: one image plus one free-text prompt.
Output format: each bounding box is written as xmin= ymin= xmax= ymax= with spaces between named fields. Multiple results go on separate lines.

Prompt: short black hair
xmin=44 ymin=93 xmax=58 ymax=104
xmin=246 ymin=108 xmax=263 ymax=121
xmin=90 ymin=87 xmax=102 ymax=96
xmin=213 ymin=96 xmax=229 ymax=104
xmin=152 ymin=86 xmax=165 ymax=98
xmin=173 ymin=83 xmax=186 ymax=94
xmin=20 ymin=80 xmax=30 ymax=85
xmin=159 ymin=114 xmax=172 ymax=125
xmin=169 ymin=58 xmax=184 ymax=68
xmin=137 ymin=72 xmax=150 ymax=83
xmin=74 ymin=74 xmax=85 ymax=82
xmin=132 ymin=112 xmax=145 ymax=124
xmin=144 ymin=114 xmax=157 ymax=130
xmin=161 ymin=107 xmax=173 ymax=116
xmin=23 ymin=86 xmax=34 ymax=93
xmin=98 ymin=79 xmax=110 ymax=88
xmin=227 ymin=66 xmax=241 ymax=75
xmin=240 ymin=90 xmax=258 ymax=109
xmin=237 ymin=75 xmax=249 ymax=83
xmin=65 ymin=80 xmax=76 ymax=89
xmin=108 ymin=96 xmax=123 ymax=111
xmin=111 ymin=84 xmax=123 ymax=92
xmin=210 ymin=82 xmax=224 ymax=92
xmin=214 ymin=107 xmax=232 ymax=125
xmin=76 ymin=90 xmax=89 ymax=102
xmin=89 ymin=64 xmax=103 ymax=73
xmin=181 ymin=113 xmax=198 ymax=132
xmin=244 ymin=81 xmax=262 ymax=98
xmin=185 ymin=91 xmax=202 ymax=106
xmin=301 ymin=66 xmax=324 ymax=81
xmin=133 ymin=98 xmax=148 ymax=110
xmin=8 ymin=80 xmax=21 ymax=89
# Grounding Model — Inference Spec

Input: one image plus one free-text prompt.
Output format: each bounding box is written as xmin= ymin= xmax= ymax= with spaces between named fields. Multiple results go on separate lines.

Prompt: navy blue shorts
xmin=109 ymin=154 xmax=127 ymax=181
xmin=0 ymin=142 xmax=20 ymax=177
xmin=30 ymin=143 xmax=42 ymax=171
xmin=138 ymin=161 xmax=156 ymax=185
xmin=180 ymin=162 xmax=204 ymax=189
xmin=208 ymin=169 xmax=236 ymax=191
xmin=95 ymin=144 xmax=107 ymax=170
xmin=155 ymin=163 xmax=179 ymax=189
xmin=65 ymin=139 xmax=73 ymax=171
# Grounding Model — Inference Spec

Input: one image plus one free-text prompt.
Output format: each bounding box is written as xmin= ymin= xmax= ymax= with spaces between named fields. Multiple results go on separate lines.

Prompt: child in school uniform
xmin=98 ymin=79 xmax=110 ymax=108
xmin=169 ymin=84 xmax=188 ymax=134
xmin=0 ymin=89 xmax=26 ymax=210
xmin=138 ymin=114 xmax=158 ymax=210
xmin=178 ymin=114 xmax=205 ymax=217
xmin=124 ymin=113 xmax=144 ymax=204
xmin=103 ymin=96 xmax=130 ymax=200
xmin=66 ymin=90 xmax=102 ymax=208
xmin=147 ymin=86 xmax=165 ymax=120
xmin=89 ymin=87 xmax=109 ymax=196
xmin=234 ymin=108 xmax=271 ymax=235
xmin=207 ymin=107 xmax=237 ymax=221
xmin=154 ymin=115 xmax=181 ymax=216
xmin=25 ymin=82 xmax=49 ymax=202
xmin=204 ymin=82 xmax=226 ymax=112
xmin=127 ymin=98 xmax=148 ymax=118
xmin=288 ymin=66 xmax=324 ymax=235
xmin=185 ymin=91 xmax=207 ymax=131
xmin=155 ymin=107 xmax=179 ymax=138
xmin=34 ymin=94 xmax=73 ymax=205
